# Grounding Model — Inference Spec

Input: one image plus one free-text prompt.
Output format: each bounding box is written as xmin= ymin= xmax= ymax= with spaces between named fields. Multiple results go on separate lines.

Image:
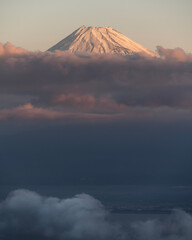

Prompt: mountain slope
xmin=48 ymin=25 xmax=157 ymax=57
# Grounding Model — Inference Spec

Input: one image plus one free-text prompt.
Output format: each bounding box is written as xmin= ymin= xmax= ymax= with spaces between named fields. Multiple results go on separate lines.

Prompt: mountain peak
xmin=48 ymin=26 xmax=157 ymax=57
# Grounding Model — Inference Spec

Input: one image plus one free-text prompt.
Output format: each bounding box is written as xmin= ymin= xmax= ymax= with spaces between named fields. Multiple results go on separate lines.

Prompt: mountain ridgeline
xmin=48 ymin=25 xmax=157 ymax=57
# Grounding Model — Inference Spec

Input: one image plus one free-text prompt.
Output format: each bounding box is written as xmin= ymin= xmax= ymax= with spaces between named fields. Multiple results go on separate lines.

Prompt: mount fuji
xmin=48 ymin=25 xmax=157 ymax=57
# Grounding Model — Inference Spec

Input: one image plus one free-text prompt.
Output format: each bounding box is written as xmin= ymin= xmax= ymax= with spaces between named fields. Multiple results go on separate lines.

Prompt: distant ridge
xmin=48 ymin=25 xmax=157 ymax=57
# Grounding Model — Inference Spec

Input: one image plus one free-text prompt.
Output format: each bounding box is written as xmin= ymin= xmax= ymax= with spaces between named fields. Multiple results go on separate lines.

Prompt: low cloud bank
xmin=0 ymin=42 xmax=192 ymax=121
xmin=0 ymin=189 xmax=192 ymax=240
xmin=133 ymin=209 xmax=192 ymax=240
xmin=0 ymin=189 xmax=122 ymax=240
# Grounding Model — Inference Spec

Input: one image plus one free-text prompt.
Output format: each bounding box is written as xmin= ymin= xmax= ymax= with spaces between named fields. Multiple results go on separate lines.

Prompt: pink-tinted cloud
xmin=0 ymin=103 xmax=123 ymax=121
xmin=0 ymin=103 xmax=191 ymax=122
xmin=0 ymin=42 xmax=27 ymax=56
xmin=48 ymin=94 xmax=128 ymax=112
xmin=0 ymin=103 xmax=64 ymax=120
xmin=157 ymin=46 xmax=192 ymax=62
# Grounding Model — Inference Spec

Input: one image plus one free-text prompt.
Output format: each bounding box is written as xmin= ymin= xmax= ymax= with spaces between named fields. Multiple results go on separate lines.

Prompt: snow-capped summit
xmin=48 ymin=25 xmax=157 ymax=57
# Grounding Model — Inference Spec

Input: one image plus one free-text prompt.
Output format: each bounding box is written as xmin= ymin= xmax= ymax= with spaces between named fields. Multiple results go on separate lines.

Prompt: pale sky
xmin=0 ymin=0 xmax=191 ymax=52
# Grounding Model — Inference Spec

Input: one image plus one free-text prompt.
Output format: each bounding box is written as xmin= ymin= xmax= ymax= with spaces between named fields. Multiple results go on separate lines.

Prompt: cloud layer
xmin=0 ymin=189 xmax=192 ymax=240
xmin=133 ymin=209 xmax=192 ymax=240
xmin=0 ymin=42 xmax=192 ymax=121
xmin=0 ymin=189 xmax=121 ymax=240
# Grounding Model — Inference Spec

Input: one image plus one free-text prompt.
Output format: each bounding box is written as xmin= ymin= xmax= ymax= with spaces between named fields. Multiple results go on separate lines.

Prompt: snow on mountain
xmin=48 ymin=25 xmax=157 ymax=57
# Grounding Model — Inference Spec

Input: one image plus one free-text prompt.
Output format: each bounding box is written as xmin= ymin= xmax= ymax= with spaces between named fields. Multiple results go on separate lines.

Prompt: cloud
xmin=0 ymin=42 xmax=192 ymax=121
xmin=1 ymin=103 xmax=190 ymax=122
xmin=133 ymin=209 xmax=192 ymax=240
xmin=0 ymin=103 xmax=118 ymax=121
xmin=38 ymin=93 xmax=128 ymax=113
xmin=157 ymin=46 xmax=192 ymax=62
xmin=0 ymin=42 xmax=27 ymax=56
xmin=0 ymin=189 xmax=122 ymax=240
xmin=0 ymin=103 xmax=64 ymax=120
xmin=0 ymin=189 xmax=192 ymax=240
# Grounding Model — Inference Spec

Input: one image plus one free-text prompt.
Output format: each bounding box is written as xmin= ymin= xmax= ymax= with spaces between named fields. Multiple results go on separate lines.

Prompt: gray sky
xmin=0 ymin=0 xmax=191 ymax=52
